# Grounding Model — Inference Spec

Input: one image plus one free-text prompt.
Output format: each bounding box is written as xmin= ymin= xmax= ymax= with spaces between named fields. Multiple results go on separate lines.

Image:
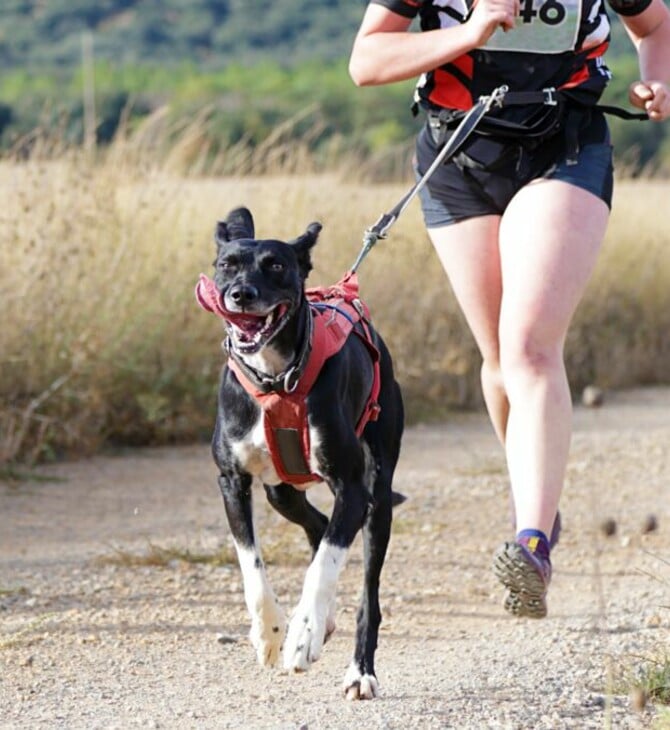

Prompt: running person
xmin=349 ymin=0 xmax=670 ymax=617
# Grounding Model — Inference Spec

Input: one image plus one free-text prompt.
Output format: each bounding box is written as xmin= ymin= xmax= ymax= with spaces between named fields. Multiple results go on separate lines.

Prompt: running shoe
xmin=492 ymin=541 xmax=552 ymax=619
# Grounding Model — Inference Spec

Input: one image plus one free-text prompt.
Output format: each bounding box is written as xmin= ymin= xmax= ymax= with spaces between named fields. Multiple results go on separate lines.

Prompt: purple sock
xmin=516 ymin=529 xmax=550 ymax=561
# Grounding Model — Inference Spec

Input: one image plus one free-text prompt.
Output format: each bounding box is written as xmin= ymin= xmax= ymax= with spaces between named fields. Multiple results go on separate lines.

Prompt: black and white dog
xmin=201 ymin=207 xmax=404 ymax=699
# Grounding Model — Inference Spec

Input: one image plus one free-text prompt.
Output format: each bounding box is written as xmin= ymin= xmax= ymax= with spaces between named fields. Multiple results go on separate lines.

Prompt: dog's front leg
xmin=218 ymin=473 xmax=286 ymax=667
xmin=283 ymin=480 xmax=368 ymax=673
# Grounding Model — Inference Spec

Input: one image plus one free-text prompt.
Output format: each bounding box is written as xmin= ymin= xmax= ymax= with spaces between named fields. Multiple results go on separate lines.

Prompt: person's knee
xmin=499 ymin=334 xmax=563 ymax=386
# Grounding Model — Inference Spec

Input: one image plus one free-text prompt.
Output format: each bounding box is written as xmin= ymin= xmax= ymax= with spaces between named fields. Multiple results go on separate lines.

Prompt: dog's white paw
xmin=343 ymin=661 xmax=379 ymax=701
xmin=249 ymin=601 xmax=286 ymax=667
xmin=282 ymin=600 xmax=329 ymax=672
xmin=283 ymin=541 xmax=346 ymax=672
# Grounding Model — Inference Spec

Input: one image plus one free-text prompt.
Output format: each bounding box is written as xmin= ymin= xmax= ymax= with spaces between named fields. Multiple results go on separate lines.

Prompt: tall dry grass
xmin=569 ymin=180 xmax=670 ymax=388
xmin=1 ymin=122 xmax=669 ymax=464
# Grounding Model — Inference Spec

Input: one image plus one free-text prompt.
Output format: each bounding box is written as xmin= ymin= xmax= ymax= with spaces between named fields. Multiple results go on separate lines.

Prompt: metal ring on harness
xmin=283 ymin=367 xmax=300 ymax=394
xmin=351 ymin=298 xmax=366 ymax=319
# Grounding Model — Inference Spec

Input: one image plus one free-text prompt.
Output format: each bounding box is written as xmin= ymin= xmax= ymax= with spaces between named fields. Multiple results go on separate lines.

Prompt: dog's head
xmin=212 ymin=207 xmax=321 ymax=354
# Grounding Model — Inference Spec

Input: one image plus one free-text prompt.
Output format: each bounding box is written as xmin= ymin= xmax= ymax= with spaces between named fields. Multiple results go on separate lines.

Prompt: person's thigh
xmin=427 ymin=215 xmax=503 ymax=363
xmin=498 ymin=179 xmax=610 ymax=356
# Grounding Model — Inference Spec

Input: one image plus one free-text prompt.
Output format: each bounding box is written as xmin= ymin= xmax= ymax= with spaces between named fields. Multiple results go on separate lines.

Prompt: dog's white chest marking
xmin=231 ymin=412 xmax=322 ymax=487
xmin=231 ymin=414 xmax=280 ymax=484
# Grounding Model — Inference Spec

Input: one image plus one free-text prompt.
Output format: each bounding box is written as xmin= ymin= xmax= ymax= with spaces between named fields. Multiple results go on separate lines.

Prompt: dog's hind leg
xmin=263 ymin=483 xmax=329 ymax=556
xmin=344 ymin=373 xmax=404 ymax=700
xmin=342 ymin=472 xmax=393 ymax=700
xmin=218 ymin=472 xmax=286 ymax=667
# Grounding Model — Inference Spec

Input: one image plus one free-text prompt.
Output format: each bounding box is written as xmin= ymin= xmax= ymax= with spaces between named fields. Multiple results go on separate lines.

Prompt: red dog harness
xmin=195 ymin=272 xmax=381 ymax=487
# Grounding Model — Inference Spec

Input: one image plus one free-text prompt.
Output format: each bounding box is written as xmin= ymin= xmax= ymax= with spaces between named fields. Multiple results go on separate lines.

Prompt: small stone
xmin=216 ymin=633 xmax=236 ymax=645
xmin=630 ymin=686 xmax=647 ymax=712
xmin=642 ymin=514 xmax=658 ymax=534
xmin=582 ymin=385 xmax=604 ymax=407
xmin=600 ymin=518 xmax=617 ymax=537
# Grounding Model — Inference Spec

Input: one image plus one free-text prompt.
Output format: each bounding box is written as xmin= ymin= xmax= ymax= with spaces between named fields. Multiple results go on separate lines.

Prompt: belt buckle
xmin=543 ymin=88 xmax=558 ymax=106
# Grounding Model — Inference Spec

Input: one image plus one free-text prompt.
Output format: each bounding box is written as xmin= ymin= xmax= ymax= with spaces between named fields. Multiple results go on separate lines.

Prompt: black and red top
xmin=370 ymin=0 xmax=652 ymax=110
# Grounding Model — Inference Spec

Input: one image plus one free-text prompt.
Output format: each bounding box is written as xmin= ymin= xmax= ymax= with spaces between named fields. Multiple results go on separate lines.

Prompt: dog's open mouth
xmin=225 ymin=303 xmax=291 ymax=353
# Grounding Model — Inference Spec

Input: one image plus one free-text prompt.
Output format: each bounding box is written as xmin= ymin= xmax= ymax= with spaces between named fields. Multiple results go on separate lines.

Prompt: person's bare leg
xmin=428 ymin=215 xmax=508 ymax=444
xmin=498 ymin=180 xmax=610 ymax=538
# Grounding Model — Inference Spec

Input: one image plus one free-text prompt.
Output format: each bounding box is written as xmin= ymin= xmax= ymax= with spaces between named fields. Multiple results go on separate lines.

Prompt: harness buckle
xmin=543 ymin=88 xmax=558 ymax=107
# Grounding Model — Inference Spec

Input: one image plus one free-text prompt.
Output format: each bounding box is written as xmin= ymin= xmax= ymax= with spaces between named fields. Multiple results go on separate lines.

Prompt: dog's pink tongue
xmin=195 ymin=276 xmax=266 ymax=332
xmin=195 ymin=275 xmax=225 ymax=316
xmin=226 ymin=311 xmax=265 ymax=333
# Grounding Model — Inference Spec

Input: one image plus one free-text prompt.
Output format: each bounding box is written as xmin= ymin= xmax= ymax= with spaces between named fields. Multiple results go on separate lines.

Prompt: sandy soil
xmin=1 ymin=387 xmax=669 ymax=729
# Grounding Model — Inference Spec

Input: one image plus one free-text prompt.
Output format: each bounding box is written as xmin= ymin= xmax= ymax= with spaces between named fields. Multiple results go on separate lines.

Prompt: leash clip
xmin=484 ymin=84 xmax=509 ymax=110
xmin=351 ymin=221 xmax=392 ymax=274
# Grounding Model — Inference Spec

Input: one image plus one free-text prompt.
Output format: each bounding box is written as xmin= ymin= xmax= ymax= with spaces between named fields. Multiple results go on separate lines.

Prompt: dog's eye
xmin=217 ymin=259 xmax=236 ymax=271
xmin=268 ymin=261 xmax=285 ymax=273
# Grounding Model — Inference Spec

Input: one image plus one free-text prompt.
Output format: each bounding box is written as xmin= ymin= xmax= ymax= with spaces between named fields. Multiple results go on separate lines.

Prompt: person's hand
xmin=467 ymin=0 xmax=519 ymax=46
xmin=629 ymin=81 xmax=670 ymax=121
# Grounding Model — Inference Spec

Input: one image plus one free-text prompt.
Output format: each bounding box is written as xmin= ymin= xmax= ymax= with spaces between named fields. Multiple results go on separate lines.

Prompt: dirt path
xmin=1 ymin=388 xmax=669 ymax=729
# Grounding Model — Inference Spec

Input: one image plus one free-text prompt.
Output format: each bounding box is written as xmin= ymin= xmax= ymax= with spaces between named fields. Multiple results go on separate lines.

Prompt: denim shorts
xmin=416 ymin=110 xmax=614 ymax=228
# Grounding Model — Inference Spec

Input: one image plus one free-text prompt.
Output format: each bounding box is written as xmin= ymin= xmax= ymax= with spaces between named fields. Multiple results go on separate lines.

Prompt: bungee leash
xmin=350 ymin=85 xmax=649 ymax=274
xmin=350 ymin=84 xmax=509 ymax=273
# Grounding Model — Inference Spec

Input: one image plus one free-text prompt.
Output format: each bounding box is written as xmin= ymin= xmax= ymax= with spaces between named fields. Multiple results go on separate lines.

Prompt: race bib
xmin=480 ymin=0 xmax=582 ymax=53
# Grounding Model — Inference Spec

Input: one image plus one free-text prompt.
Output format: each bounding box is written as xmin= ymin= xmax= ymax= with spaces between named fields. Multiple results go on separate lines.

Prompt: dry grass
xmin=94 ymin=543 xmax=237 ymax=568
xmin=1 ymin=124 xmax=669 ymax=464
xmin=0 ymin=612 xmax=54 ymax=650
xmin=606 ymin=553 xmax=670 ymax=722
xmin=94 ymin=534 xmax=310 ymax=569
xmin=569 ymin=180 xmax=670 ymax=389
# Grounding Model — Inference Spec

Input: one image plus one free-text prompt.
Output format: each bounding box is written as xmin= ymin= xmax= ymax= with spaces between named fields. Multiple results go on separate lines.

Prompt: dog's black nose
xmin=228 ymin=283 xmax=259 ymax=306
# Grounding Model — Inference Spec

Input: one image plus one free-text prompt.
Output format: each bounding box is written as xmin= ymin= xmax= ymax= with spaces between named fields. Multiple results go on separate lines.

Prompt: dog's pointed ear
xmin=215 ymin=207 xmax=255 ymax=246
xmin=288 ymin=222 xmax=322 ymax=278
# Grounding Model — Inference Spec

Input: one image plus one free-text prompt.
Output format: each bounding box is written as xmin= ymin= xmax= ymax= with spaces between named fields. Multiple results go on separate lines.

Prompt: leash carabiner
xmin=350 ymin=85 xmax=509 ymax=273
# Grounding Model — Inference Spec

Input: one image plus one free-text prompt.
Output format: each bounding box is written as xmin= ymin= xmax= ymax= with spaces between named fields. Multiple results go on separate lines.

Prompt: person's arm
xmin=348 ymin=0 xmax=518 ymax=87
xmin=618 ymin=0 xmax=670 ymax=120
